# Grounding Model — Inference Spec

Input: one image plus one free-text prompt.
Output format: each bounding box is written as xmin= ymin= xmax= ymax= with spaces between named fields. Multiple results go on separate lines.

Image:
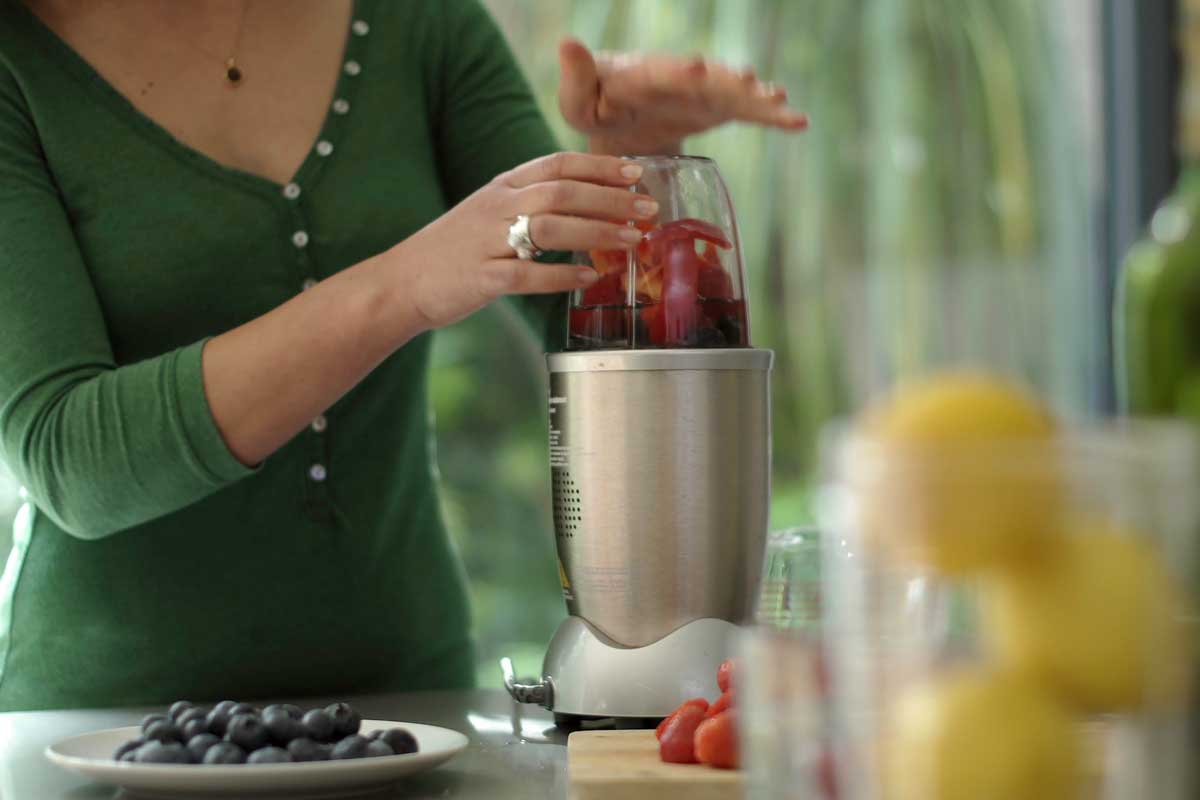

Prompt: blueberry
xmin=365 ymin=740 xmax=394 ymax=758
xmin=695 ymin=325 xmax=726 ymax=348
xmin=330 ymin=734 xmax=369 ymax=760
xmin=263 ymin=711 xmax=305 ymax=746
xmin=263 ymin=703 xmax=303 ymax=721
xmin=118 ymin=750 xmax=138 ymax=763
xmin=186 ymin=732 xmax=221 ymax=763
xmin=168 ymin=700 xmax=195 ymax=722
xmin=143 ymin=720 xmax=183 ymax=743
xmin=202 ymin=741 xmax=246 ymax=765
xmin=301 ymin=709 xmax=334 ymax=742
xmin=717 ymin=314 xmax=743 ymax=346
xmin=247 ymin=746 xmax=293 ymax=764
xmin=181 ymin=718 xmax=208 ymax=742
xmin=229 ymin=702 xmax=257 ymax=717
xmin=140 ymin=714 xmax=169 ymax=734
xmin=225 ymin=713 xmax=269 ymax=751
xmin=176 ymin=707 xmax=208 ymax=729
xmin=206 ymin=703 xmax=236 ymax=737
xmin=112 ymin=737 xmax=145 ymax=761
xmin=324 ymin=703 xmax=361 ymax=738
xmin=286 ymin=737 xmax=327 ymax=762
xmin=134 ymin=741 xmax=190 ymax=764
xmin=375 ymin=728 xmax=418 ymax=755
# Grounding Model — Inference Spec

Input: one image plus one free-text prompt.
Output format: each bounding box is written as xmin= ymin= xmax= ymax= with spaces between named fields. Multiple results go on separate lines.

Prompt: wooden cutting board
xmin=568 ymin=730 xmax=744 ymax=800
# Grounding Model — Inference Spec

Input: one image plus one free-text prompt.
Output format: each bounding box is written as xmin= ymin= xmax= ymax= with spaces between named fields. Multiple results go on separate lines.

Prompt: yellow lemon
xmin=857 ymin=372 xmax=1063 ymax=574
xmin=885 ymin=669 xmax=1083 ymax=800
xmin=985 ymin=519 xmax=1194 ymax=713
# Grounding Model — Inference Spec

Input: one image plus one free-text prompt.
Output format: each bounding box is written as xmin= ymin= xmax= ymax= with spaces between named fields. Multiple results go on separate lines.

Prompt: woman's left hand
xmin=557 ymin=38 xmax=808 ymax=157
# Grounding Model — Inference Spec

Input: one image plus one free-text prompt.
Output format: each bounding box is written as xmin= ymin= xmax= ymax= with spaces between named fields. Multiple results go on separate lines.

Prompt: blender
xmin=502 ymin=156 xmax=773 ymax=725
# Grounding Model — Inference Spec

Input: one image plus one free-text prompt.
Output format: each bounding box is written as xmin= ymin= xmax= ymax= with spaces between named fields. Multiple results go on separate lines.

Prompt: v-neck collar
xmin=10 ymin=0 xmax=372 ymax=199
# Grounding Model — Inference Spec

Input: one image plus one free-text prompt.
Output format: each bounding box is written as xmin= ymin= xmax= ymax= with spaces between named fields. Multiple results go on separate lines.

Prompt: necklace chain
xmin=178 ymin=2 xmax=249 ymax=87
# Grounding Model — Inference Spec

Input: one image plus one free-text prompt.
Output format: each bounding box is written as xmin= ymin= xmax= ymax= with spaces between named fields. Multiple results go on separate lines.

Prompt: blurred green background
xmin=0 ymin=0 xmax=1106 ymax=690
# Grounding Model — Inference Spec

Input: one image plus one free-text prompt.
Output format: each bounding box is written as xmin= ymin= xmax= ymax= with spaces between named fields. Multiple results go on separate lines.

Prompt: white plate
xmin=45 ymin=719 xmax=469 ymax=798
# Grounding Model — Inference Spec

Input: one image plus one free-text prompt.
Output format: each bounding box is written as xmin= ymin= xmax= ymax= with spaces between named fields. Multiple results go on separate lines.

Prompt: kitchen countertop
xmin=0 ymin=689 xmax=569 ymax=799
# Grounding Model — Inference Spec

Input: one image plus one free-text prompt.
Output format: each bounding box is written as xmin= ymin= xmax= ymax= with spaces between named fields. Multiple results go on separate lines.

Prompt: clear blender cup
xmin=567 ymin=155 xmax=750 ymax=351
xmin=817 ymin=417 xmax=1200 ymax=800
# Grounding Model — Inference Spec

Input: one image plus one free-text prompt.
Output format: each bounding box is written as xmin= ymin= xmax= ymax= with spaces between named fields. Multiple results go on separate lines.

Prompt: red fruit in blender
xmin=693 ymin=710 xmax=739 ymax=769
xmin=661 ymin=239 xmax=704 ymax=346
xmin=655 ymin=697 xmax=710 ymax=740
xmin=658 ymin=706 xmax=707 ymax=763
xmin=717 ymin=659 xmax=735 ymax=693
xmin=580 ymin=269 xmax=625 ymax=306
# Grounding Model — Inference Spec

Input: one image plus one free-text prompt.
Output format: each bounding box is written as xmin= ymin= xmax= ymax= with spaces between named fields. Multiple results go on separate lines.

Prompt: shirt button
xmin=282 ymin=182 xmax=301 ymax=199
xmin=344 ymin=60 xmax=361 ymax=76
xmin=292 ymin=230 xmax=309 ymax=248
xmin=352 ymin=19 xmax=370 ymax=36
xmin=301 ymin=278 xmax=318 ymax=291
xmin=315 ymin=140 xmax=334 ymax=157
xmin=311 ymin=415 xmax=328 ymax=433
xmin=308 ymin=464 xmax=327 ymax=482
xmin=332 ymin=98 xmax=350 ymax=115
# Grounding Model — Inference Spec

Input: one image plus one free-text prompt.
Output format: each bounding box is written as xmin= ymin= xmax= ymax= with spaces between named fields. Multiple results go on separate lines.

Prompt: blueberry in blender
xmin=225 ymin=713 xmax=269 ymax=751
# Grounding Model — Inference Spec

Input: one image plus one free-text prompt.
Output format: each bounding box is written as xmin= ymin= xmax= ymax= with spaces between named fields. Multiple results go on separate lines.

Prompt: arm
xmin=0 ymin=70 xmax=644 ymax=539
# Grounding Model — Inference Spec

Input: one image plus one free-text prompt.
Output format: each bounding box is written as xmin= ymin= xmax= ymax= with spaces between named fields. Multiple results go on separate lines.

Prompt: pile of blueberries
xmin=112 ymin=700 xmax=418 ymax=765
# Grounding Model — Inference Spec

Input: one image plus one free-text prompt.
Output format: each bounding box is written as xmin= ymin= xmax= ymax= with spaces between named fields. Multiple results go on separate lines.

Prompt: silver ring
xmin=506 ymin=214 xmax=543 ymax=261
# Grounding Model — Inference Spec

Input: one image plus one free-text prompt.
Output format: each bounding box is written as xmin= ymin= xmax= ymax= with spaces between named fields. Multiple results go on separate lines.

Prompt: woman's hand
xmin=392 ymin=152 xmax=655 ymax=330
xmin=557 ymin=38 xmax=808 ymax=157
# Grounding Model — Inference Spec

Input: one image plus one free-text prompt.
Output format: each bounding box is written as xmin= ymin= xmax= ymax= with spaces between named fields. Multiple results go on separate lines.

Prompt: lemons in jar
xmin=885 ymin=669 xmax=1083 ymax=800
xmin=857 ymin=372 xmax=1064 ymax=574
xmin=984 ymin=518 xmax=1193 ymax=713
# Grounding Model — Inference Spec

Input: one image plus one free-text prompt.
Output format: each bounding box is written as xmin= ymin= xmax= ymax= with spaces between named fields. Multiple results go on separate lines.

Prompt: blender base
xmin=541 ymin=616 xmax=740 ymax=720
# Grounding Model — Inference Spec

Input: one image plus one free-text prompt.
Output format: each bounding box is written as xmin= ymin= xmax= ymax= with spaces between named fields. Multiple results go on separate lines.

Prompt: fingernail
xmin=619 ymin=227 xmax=643 ymax=243
xmin=620 ymin=164 xmax=644 ymax=180
xmin=578 ymin=268 xmax=600 ymax=284
xmin=635 ymin=199 xmax=659 ymax=216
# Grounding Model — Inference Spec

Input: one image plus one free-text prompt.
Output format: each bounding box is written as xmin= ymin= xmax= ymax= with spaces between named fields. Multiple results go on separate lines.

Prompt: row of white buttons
xmin=304 ymin=19 xmax=366 ymax=486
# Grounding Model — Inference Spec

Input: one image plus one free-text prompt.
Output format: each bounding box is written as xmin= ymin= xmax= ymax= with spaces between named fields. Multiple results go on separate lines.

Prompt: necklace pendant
xmin=225 ymin=57 xmax=243 ymax=86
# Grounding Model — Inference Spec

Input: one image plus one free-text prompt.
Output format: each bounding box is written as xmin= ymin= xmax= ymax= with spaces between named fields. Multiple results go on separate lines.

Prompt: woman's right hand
xmin=392 ymin=152 xmax=658 ymax=330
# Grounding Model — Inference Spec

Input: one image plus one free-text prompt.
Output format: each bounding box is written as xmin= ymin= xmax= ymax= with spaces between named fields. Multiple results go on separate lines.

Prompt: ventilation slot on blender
xmin=551 ymin=472 xmax=582 ymax=538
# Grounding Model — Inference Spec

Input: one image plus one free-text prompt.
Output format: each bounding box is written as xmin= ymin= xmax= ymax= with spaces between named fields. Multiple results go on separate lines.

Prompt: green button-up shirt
xmin=0 ymin=0 xmax=561 ymax=710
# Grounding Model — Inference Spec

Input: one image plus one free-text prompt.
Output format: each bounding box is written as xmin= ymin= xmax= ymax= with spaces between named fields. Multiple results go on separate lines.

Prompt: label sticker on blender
xmin=549 ymin=396 xmax=568 ymax=468
xmin=557 ymin=557 xmax=574 ymax=601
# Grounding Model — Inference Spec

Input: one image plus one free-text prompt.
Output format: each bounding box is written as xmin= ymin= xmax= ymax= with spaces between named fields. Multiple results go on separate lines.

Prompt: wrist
xmin=588 ymin=133 xmax=683 ymax=157
xmin=358 ymin=243 xmax=432 ymax=347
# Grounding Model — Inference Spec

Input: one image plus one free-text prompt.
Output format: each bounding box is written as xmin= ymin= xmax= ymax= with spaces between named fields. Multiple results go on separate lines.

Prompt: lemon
xmin=857 ymin=372 xmax=1063 ymax=574
xmin=985 ymin=519 xmax=1194 ymax=713
xmin=885 ymin=669 xmax=1083 ymax=800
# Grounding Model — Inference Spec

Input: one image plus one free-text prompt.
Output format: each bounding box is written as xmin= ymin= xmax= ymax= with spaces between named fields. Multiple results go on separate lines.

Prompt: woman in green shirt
xmin=0 ymin=0 xmax=805 ymax=711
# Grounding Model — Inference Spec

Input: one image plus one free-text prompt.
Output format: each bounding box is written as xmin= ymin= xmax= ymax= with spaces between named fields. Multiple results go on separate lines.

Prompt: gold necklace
xmin=180 ymin=2 xmax=250 ymax=87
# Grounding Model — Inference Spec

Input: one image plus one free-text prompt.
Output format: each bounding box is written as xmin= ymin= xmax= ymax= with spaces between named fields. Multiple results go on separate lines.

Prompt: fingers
xmin=517 ymin=179 xmax=658 ymax=222
xmin=502 ymin=151 xmax=643 ymax=189
xmin=558 ymin=37 xmax=601 ymax=130
xmin=526 ymin=214 xmax=644 ymax=253
xmin=478 ymin=259 xmax=599 ymax=299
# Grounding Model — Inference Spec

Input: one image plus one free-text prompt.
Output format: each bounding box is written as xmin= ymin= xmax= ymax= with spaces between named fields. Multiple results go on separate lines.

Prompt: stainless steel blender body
xmin=547 ymin=348 xmax=773 ymax=648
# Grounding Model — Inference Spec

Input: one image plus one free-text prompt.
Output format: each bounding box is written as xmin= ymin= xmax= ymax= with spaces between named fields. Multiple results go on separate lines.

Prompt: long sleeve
xmin=0 ymin=70 xmax=253 ymax=541
xmin=430 ymin=0 xmax=569 ymax=351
